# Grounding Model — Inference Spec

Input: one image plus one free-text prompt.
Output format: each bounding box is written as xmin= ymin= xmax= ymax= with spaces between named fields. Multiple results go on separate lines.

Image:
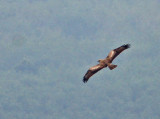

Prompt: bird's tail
xmin=108 ymin=64 xmax=117 ymax=70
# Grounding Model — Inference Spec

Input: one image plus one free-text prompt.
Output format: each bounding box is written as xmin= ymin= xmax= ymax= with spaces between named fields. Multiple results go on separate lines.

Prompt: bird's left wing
xmin=83 ymin=64 xmax=104 ymax=83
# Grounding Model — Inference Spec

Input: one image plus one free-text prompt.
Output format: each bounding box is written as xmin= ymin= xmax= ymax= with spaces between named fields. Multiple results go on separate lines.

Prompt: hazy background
xmin=0 ymin=0 xmax=160 ymax=119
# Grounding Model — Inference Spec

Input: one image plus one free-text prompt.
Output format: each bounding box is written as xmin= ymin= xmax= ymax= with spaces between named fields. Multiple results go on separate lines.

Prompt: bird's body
xmin=83 ymin=44 xmax=130 ymax=83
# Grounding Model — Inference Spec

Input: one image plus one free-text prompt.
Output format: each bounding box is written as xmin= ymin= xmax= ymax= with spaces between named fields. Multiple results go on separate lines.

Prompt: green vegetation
xmin=0 ymin=0 xmax=160 ymax=119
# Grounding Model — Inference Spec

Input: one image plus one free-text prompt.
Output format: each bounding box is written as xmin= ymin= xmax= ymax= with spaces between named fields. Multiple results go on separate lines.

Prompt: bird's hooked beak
xmin=97 ymin=59 xmax=103 ymax=63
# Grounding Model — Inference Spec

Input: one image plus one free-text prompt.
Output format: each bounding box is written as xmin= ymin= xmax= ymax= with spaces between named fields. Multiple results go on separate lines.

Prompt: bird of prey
xmin=83 ymin=44 xmax=131 ymax=83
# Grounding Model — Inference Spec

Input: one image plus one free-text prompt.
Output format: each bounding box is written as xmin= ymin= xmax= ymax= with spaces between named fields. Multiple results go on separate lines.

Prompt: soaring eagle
xmin=83 ymin=44 xmax=131 ymax=83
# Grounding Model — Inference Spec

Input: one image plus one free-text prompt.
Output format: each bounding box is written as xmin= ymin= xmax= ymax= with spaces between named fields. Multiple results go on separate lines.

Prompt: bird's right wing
xmin=113 ymin=44 xmax=130 ymax=54
xmin=83 ymin=64 xmax=104 ymax=83
xmin=106 ymin=44 xmax=131 ymax=62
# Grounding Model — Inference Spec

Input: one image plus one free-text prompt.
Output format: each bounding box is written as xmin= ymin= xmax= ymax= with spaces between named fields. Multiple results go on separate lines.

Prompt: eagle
xmin=83 ymin=44 xmax=131 ymax=83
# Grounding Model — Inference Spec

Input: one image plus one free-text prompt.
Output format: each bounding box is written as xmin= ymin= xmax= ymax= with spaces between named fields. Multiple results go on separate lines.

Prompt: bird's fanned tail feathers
xmin=108 ymin=64 xmax=117 ymax=70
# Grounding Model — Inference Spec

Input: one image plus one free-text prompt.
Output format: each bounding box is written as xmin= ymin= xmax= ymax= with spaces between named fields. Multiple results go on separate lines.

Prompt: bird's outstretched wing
xmin=83 ymin=64 xmax=104 ymax=83
xmin=106 ymin=44 xmax=131 ymax=62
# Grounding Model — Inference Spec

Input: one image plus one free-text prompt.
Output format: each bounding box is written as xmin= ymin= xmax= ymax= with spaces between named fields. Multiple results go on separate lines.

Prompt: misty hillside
xmin=0 ymin=0 xmax=160 ymax=119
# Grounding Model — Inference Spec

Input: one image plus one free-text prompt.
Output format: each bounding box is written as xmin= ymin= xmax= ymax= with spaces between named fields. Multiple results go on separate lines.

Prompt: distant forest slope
xmin=0 ymin=0 xmax=160 ymax=119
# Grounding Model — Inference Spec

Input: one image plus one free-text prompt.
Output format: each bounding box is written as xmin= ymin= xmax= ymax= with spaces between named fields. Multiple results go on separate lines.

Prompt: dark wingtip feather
xmin=122 ymin=44 xmax=131 ymax=49
xmin=83 ymin=76 xmax=88 ymax=83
